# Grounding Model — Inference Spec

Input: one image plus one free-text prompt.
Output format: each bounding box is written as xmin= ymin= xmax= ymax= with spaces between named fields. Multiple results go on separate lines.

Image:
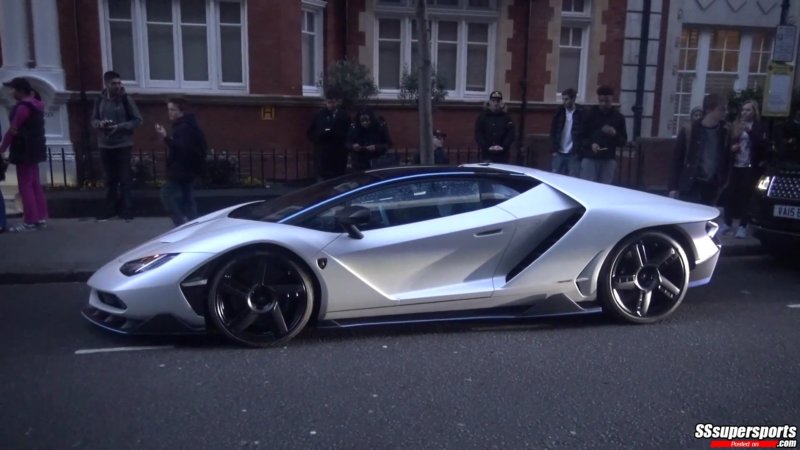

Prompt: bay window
xmin=100 ymin=0 xmax=247 ymax=91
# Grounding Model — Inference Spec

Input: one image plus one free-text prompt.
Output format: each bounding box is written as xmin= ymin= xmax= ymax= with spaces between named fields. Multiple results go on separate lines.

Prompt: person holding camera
xmin=91 ymin=70 xmax=142 ymax=222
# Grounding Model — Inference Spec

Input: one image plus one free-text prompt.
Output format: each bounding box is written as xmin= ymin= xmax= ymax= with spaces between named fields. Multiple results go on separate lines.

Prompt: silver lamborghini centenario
xmin=83 ymin=164 xmax=721 ymax=347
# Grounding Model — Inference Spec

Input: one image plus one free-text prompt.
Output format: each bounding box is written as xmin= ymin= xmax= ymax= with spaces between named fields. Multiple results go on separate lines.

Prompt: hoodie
xmin=0 ymin=96 xmax=47 ymax=165
xmin=346 ymin=108 xmax=392 ymax=171
xmin=164 ymin=113 xmax=208 ymax=182
xmin=92 ymin=88 xmax=143 ymax=149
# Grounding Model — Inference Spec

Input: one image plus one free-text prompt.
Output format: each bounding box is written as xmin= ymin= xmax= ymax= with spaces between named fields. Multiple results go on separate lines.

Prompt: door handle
xmin=475 ymin=229 xmax=502 ymax=237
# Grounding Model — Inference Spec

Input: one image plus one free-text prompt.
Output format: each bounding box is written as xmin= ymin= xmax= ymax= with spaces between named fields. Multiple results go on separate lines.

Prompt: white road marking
xmin=74 ymin=345 xmax=174 ymax=355
xmin=787 ymin=304 xmax=800 ymax=309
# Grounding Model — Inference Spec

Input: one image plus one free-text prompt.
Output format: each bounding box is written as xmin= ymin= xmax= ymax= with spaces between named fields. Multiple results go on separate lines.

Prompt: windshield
xmin=228 ymin=172 xmax=381 ymax=222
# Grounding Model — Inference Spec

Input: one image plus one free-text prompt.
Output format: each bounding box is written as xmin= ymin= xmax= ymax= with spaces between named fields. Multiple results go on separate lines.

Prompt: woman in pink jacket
xmin=0 ymin=77 xmax=49 ymax=232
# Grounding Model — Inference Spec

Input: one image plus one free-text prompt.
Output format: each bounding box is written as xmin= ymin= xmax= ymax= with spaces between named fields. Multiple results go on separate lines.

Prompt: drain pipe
xmin=73 ymin=0 xmax=92 ymax=183
xmin=632 ymin=0 xmax=651 ymax=140
xmin=516 ymin=0 xmax=533 ymax=165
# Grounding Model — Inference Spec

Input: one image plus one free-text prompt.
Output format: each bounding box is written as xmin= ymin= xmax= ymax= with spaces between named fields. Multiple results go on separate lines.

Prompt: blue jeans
xmin=160 ymin=179 xmax=198 ymax=226
xmin=551 ymin=152 xmax=581 ymax=176
xmin=580 ymin=158 xmax=617 ymax=184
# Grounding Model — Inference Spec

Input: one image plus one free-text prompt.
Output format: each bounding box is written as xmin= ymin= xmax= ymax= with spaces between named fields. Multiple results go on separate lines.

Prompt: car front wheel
xmin=599 ymin=231 xmax=690 ymax=324
xmin=207 ymin=249 xmax=315 ymax=347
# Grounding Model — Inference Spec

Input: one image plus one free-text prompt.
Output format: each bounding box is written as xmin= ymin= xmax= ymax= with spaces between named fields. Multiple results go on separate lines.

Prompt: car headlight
xmin=120 ymin=253 xmax=178 ymax=276
xmin=756 ymin=175 xmax=771 ymax=191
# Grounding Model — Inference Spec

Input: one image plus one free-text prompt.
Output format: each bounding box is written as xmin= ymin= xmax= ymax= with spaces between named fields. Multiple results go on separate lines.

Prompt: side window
xmin=300 ymin=179 xmax=490 ymax=232
xmin=479 ymin=180 xmax=522 ymax=207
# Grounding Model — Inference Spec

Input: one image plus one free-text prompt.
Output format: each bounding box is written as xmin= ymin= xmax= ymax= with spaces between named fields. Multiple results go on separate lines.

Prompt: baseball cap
xmin=489 ymin=90 xmax=503 ymax=100
xmin=2 ymin=77 xmax=33 ymax=92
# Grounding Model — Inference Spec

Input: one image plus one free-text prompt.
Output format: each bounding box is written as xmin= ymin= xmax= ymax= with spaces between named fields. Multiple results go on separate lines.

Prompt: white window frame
xmin=302 ymin=0 xmax=326 ymax=96
xmin=373 ymin=1 xmax=498 ymax=100
xmin=98 ymin=0 xmax=249 ymax=93
xmin=376 ymin=0 xmax=498 ymax=9
xmin=557 ymin=0 xmax=590 ymax=102
xmin=745 ymin=32 xmax=773 ymax=90
xmin=671 ymin=27 xmax=774 ymax=135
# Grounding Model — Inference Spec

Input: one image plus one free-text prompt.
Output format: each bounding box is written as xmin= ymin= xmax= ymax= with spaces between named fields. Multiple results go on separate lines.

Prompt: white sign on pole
xmin=762 ymin=63 xmax=794 ymax=117
xmin=773 ymin=25 xmax=797 ymax=63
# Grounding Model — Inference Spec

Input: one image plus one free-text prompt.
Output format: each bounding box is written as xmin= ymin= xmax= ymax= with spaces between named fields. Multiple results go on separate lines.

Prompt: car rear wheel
xmin=207 ymin=249 xmax=315 ymax=347
xmin=599 ymin=231 xmax=690 ymax=324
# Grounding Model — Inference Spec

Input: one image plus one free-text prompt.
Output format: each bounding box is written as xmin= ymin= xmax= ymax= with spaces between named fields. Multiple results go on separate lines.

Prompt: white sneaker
xmin=735 ymin=226 xmax=747 ymax=239
xmin=719 ymin=223 xmax=733 ymax=236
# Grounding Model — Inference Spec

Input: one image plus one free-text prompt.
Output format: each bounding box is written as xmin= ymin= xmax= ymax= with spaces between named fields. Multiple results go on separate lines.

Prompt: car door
xmin=309 ymin=177 xmax=520 ymax=313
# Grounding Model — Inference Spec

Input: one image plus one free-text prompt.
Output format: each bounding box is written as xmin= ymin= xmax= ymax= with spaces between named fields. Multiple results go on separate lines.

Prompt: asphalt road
xmin=0 ymin=255 xmax=798 ymax=449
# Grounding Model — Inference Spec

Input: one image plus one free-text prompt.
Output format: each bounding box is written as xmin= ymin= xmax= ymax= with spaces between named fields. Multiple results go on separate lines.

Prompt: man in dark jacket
xmin=579 ymin=85 xmax=628 ymax=184
xmin=346 ymin=108 xmax=392 ymax=171
xmin=474 ymin=90 xmax=515 ymax=163
xmin=306 ymin=94 xmax=351 ymax=180
xmin=668 ymin=93 xmax=730 ymax=206
xmin=91 ymin=70 xmax=143 ymax=222
xmin=155 ymin=98 xmax=208 ymax=226
xmin=549 ymin=88 xmax=584 ymax=176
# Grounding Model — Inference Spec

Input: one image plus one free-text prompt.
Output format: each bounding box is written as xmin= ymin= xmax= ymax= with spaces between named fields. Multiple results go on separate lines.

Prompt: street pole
xmin=416 ymin=0 xmax=434 ymax=165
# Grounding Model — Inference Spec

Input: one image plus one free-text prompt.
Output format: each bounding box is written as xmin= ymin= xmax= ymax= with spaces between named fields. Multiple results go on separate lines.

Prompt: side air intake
xmin=505 ymin=208 xmax=585 ymax=282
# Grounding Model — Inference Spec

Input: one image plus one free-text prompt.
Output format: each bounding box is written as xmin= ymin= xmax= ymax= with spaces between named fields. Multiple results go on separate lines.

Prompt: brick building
xmin=0 ymin=0 xmax=631 ymax=187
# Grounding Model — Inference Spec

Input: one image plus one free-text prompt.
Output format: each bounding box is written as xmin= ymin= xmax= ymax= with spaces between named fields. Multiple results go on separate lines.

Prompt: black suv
xmin=749 ymin=158 xmax=800 ymax=258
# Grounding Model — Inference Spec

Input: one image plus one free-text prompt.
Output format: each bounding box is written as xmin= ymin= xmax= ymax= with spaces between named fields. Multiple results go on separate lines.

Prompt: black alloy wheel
xmin=207 ymin=249 xmax=315 ymax=347
xmin=599 ymin=231 xmax=690 ymax=324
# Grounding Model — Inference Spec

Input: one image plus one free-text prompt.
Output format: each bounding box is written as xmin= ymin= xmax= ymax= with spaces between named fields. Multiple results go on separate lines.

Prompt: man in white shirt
xmin=549 ymin=88 xmax=583 ymax=177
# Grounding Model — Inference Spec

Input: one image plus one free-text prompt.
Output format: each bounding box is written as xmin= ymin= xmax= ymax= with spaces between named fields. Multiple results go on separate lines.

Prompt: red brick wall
xmin=325 ymin=0 xmax=346 ymax=65
xmin=249 ymin=1 xmax=302 ymax=95
xmin=507 ymin=0 xmax=555 ymax=102
xmin=597 ymin=0 xmax=627 ymax=98
xmin=61 ymin=0 xmax=104 ymax=92
xmin=346 ymin=0 xmax=367 ymax=60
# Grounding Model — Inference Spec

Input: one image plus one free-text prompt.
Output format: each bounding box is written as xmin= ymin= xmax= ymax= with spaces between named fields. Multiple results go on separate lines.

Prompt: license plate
xmin=774 ymin=205 xmax=800 ymax=219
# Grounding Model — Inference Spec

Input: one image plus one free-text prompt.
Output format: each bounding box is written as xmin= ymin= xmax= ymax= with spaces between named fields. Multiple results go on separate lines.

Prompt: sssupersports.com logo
xmin=695 ymin=424 xmax=797 ymax=448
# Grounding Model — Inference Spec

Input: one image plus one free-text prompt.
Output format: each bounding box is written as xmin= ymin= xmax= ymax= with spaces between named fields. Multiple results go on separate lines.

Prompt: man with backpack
xmin=155 ymin=98 xmax=208 ymax=226
xmin=91 ymin=70 xmax=142 ymax=222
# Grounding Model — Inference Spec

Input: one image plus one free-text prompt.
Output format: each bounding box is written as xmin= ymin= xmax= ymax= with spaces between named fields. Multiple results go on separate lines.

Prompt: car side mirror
xmin=335 ymin=205 xmax=371 ymax=239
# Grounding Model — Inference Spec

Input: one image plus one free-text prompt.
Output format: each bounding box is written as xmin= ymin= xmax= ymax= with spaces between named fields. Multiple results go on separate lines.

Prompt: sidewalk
xmin=0 ymin=216 xmax=764 ymax=285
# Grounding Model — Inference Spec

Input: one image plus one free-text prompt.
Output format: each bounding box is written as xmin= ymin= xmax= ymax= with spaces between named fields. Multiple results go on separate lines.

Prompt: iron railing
xmin=39 ymin=146 xmax=490 ymax=188
xmin=34 ymin=143 xmax=657 ymax=190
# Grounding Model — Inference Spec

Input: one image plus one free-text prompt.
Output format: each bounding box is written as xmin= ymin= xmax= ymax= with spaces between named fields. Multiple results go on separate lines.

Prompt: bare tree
xmin=415 ymin=0 xmax=434 ymax=165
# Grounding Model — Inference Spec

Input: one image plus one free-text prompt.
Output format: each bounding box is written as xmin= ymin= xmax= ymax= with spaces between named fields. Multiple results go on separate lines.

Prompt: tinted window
xmin=228 ymin=173 xmax=380 ymax=222
xmin=298 ymin=177 xmax=529 ymax=232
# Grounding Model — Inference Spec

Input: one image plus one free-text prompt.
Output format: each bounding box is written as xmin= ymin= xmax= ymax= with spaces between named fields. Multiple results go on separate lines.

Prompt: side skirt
xmin=317 ymin=295 xmax=601 ymax=329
